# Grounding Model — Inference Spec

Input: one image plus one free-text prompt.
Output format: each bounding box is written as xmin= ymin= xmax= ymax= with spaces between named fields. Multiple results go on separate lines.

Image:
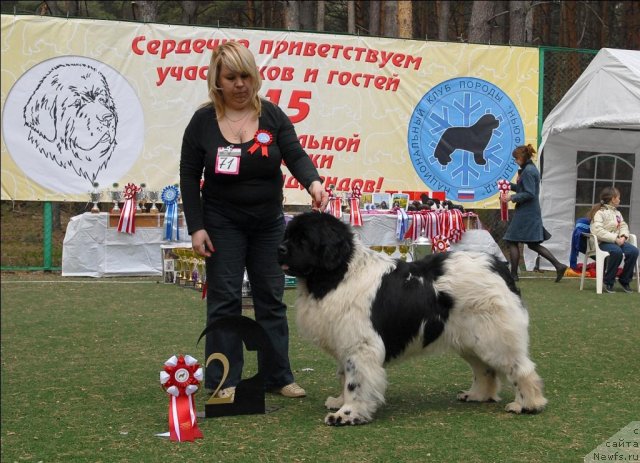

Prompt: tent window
xmin=575 ymin=151 xmax=634 ymax=221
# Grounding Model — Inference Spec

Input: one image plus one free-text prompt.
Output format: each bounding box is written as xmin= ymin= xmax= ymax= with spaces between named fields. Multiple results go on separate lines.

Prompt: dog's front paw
xmin=324 ymin=408 xmax=369 ymax=426
xmin=505 ymin=401 xmax=523 ymax=414
xmin=457 ymin=390 xmax=500 ymax=403
xmin=325 ymin=395 xmax=344 ymax=410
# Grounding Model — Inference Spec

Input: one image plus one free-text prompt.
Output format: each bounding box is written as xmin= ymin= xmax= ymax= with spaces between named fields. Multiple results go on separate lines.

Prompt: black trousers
xmin=203 ymin=206 xmax=293 ymax=391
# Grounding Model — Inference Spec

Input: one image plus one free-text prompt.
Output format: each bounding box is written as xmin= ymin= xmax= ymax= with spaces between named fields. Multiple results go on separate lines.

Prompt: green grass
xmin=1 ymin=273 xmax=638 ymax=463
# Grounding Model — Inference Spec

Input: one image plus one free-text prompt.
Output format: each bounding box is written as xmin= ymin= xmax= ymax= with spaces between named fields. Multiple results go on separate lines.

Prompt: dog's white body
xmin=281 ymin=213 xmax=547 ymax=425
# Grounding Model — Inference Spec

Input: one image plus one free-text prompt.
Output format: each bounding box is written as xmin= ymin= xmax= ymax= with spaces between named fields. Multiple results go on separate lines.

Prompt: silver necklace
xmin=224 ymin=114 xmax=251 ymax=142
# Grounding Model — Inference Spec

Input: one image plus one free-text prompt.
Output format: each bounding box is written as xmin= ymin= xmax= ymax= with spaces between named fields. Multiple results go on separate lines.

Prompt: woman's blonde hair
xmin=206 ymin=41 xmax=262 ymax=119
xmin=587 ymin=186 xmax=620 ymax=220
xmin=512 ymin=144 xmax=537 ymax=162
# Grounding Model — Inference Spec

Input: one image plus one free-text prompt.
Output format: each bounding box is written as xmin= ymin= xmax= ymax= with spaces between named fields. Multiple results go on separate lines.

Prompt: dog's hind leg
xmin=324 ymin=350 xmax=387 ymax=426
xmin=457 ymin=354 xmax=501 ymax=403
xmin=503 ymin=360 xmax=548 ymax=414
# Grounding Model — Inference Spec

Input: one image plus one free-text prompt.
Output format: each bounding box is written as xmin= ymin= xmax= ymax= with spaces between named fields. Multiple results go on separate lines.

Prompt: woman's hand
xmin=191 ymin=229 xmax=214 ymax=257
xmin=615 ymin=236 xmax=626 ymax=246
xmin=309 ymin=180 xmax=329 ymax=211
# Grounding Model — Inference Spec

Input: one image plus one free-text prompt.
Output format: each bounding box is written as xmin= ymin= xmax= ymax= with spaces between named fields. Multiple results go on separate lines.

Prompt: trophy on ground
xmin=110 ymin=183 xmax=122 ymax=213
xmin=90 ymin=182 xmax=102 ymax=213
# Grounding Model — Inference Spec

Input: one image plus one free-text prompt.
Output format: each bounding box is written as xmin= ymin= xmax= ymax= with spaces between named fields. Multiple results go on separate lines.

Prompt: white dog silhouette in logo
xmin=23 ymin=63 xmax=118 ymax=184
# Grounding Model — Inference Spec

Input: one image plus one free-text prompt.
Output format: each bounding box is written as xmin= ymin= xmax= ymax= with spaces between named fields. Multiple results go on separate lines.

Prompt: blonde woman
xmin=180 ymin=41 xmax=329 ymax=399
xmin=588 ymin=187 xmax=638 ymax=293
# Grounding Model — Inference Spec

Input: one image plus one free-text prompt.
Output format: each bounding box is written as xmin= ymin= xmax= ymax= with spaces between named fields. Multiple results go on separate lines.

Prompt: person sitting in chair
xmin=587 ymin=186 xmax=638 ymax=293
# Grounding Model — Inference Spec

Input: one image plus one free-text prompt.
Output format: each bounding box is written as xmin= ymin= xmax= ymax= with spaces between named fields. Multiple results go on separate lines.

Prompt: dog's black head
xmin=278 ymin=212 xmax=354 ymax=297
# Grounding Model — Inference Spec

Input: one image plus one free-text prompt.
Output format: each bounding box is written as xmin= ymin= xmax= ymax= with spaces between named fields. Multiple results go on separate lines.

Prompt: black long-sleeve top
xmin=180 ymin=100 xmax=321 ymax=234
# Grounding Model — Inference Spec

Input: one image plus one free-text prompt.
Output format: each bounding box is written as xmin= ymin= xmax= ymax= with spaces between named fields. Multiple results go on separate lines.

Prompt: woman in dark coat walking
xmin=502 ymin=144 xmax=567 ymax=282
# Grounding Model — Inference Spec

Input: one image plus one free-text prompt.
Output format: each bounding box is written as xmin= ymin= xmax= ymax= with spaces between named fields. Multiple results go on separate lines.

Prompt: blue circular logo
xmin=407 ymin=77 xmax=523 ymax=202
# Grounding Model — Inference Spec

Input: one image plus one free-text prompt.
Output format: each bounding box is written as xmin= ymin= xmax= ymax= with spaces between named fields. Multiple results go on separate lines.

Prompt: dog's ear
xmin=322 ymin=239 xmax=351 ymax=271
xmin=24 ymin=79 xmax=57 ymax=142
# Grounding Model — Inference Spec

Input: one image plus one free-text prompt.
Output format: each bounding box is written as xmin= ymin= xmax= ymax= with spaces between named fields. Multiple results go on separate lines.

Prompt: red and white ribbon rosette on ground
xmin=432 ymin=235 xmax=451 ymax=253
xmin=349 ymin=186 xmax=363 ymax=227
xmin=160 ymin=355 xmax=203 ymax=442
xmin=497 ymin=179 xmax=511 ymax=221
xmin=248 ymin=130 xmax=273 ymax=157
xmin=117 ymin=183 xmax=141 ymax=234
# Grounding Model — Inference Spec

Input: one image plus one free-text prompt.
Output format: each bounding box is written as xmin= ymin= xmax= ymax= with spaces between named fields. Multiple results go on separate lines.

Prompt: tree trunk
xmin=181 ymin=0 xmax=198 ymax=25
xmin=317 ymin=0 xmax=325 ymax=31
xmin=369 ymin=0 xmax=381 ymax=36
xmin=382 ymin=0 xmax=397 ymax=37
xmin=246 ymin=0 xmax=256 ymax=27
xmin=299 ymin=1 xmax=315 ymax=31
xmin=398 ymin=0 xmax=412 ymax=38
xmin=284 ymin=0 xmax=300 ymax=30
xmin=509 ymin=1 xmax=530 ymax=45
xmin=437 ymin=0 xmax=450 ymax=41
xmin=347 ymin=0 xmax=356 ymax=34
xmin=132 ymin=1 xmax=159 ymax=22
xmin=560 ymin=1 xmax=577 ymax=48
xmin=468 ymin=1 xmax=495 ymax=43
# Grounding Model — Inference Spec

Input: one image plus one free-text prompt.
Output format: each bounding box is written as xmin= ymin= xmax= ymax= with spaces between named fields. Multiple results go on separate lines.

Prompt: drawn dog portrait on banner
xmin=2 ymin=56 xmax=144 ymax=195
xmin=23 ymin=63 xmax=118 ymax=183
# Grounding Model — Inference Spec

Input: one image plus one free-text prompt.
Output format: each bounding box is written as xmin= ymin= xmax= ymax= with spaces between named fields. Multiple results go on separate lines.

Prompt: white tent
xmin=526 ymin=48 xmax=640 ymax=270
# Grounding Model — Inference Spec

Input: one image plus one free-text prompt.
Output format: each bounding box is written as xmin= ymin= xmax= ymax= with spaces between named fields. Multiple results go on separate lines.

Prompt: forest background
xmin=1 ymin=0 xmax=638 ymax=269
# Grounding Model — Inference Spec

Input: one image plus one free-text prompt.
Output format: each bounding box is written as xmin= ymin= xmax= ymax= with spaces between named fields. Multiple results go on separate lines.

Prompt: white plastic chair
xmin=580 ymin=233 xmax=639 ymax=294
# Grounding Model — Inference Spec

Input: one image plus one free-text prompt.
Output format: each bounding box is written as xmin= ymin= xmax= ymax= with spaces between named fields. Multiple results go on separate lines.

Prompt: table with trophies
xmin=341 ymin=211 xmax=506 ymax=262
xmin=61 ymin=183 xmax=190 ymax=277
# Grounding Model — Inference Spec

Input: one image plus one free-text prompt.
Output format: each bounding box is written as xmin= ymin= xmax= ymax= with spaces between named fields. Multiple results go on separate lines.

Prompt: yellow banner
xmin=1 ymin=15 xmax=539 ymax=207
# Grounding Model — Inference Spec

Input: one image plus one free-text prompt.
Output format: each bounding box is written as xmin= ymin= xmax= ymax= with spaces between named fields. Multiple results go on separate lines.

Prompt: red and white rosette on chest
xmin=324 ymin=187 xmax=342 ymax=219
xmin=432 ymin=235 xmax=451 ymax=253
xmin=349 ymin=186 xmax=363 ymax=227
xmin=248 ymin=130 xmax=273 ymax=157
xmin=497 ymin=179 xmax=511 ymax=221
xmin=117 ymin=183 xmax=140 ymax=234
xmin=160 ymin=355 xmax=203 ymax=442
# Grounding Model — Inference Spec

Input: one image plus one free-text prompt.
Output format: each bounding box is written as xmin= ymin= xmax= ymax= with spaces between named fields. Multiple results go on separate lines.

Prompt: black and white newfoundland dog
xmin=278 ymin=212 xmax=547 ymax=426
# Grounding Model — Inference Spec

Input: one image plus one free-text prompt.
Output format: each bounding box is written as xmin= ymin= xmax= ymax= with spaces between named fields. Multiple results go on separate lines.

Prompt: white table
xmin=342 ymin=213 xmax=506 ymax=262
xmin=62 ymin=213 xmax=189 ymax=277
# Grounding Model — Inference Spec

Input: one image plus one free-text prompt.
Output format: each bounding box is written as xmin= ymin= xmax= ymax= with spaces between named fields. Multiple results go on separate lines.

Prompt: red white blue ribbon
xmin=160 ymin=355 xmax=203 ymax=442
xmin=248 ymin=130 xmax=273 ymax=157
xmin=497 ymin=179 xmax=511 ymax=221
xmin=117 ymin=183 xmax=140 ymax=234
xmin=161 ymin=185 xmax=180 ymax=241
xmin=396 ymin=208 xmax=409 ymax=240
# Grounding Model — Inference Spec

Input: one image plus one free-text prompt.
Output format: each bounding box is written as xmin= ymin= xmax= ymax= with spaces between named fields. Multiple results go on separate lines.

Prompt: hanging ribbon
xmin=247 ymin=130 xmax=273 ymax=157
xmin=160 ymin=355 xmax=204 ymax=442
xmin=349 ymin=186 xmax=363 ymax=227
xmin=324 ymin=187 xmax=342 ymax=219
xmin=396 ymin=208 xmax=409 ymax=240
xmin=448 ymin=209 xmax=465 ymax=242
xmin=422 ymin=211 xmax=439 ymax=239
xmin=162 ymin=185 xmax=180 ymax=241
xmin=432 ymin=235 xmax=451 ymax=253
xmin=117 ymin=183 xmax=140 ymax=234
xmin=497 ymin=179 xmax=511 ymax=221
xmin=408 ymin=212 xmax=426 ymax=240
